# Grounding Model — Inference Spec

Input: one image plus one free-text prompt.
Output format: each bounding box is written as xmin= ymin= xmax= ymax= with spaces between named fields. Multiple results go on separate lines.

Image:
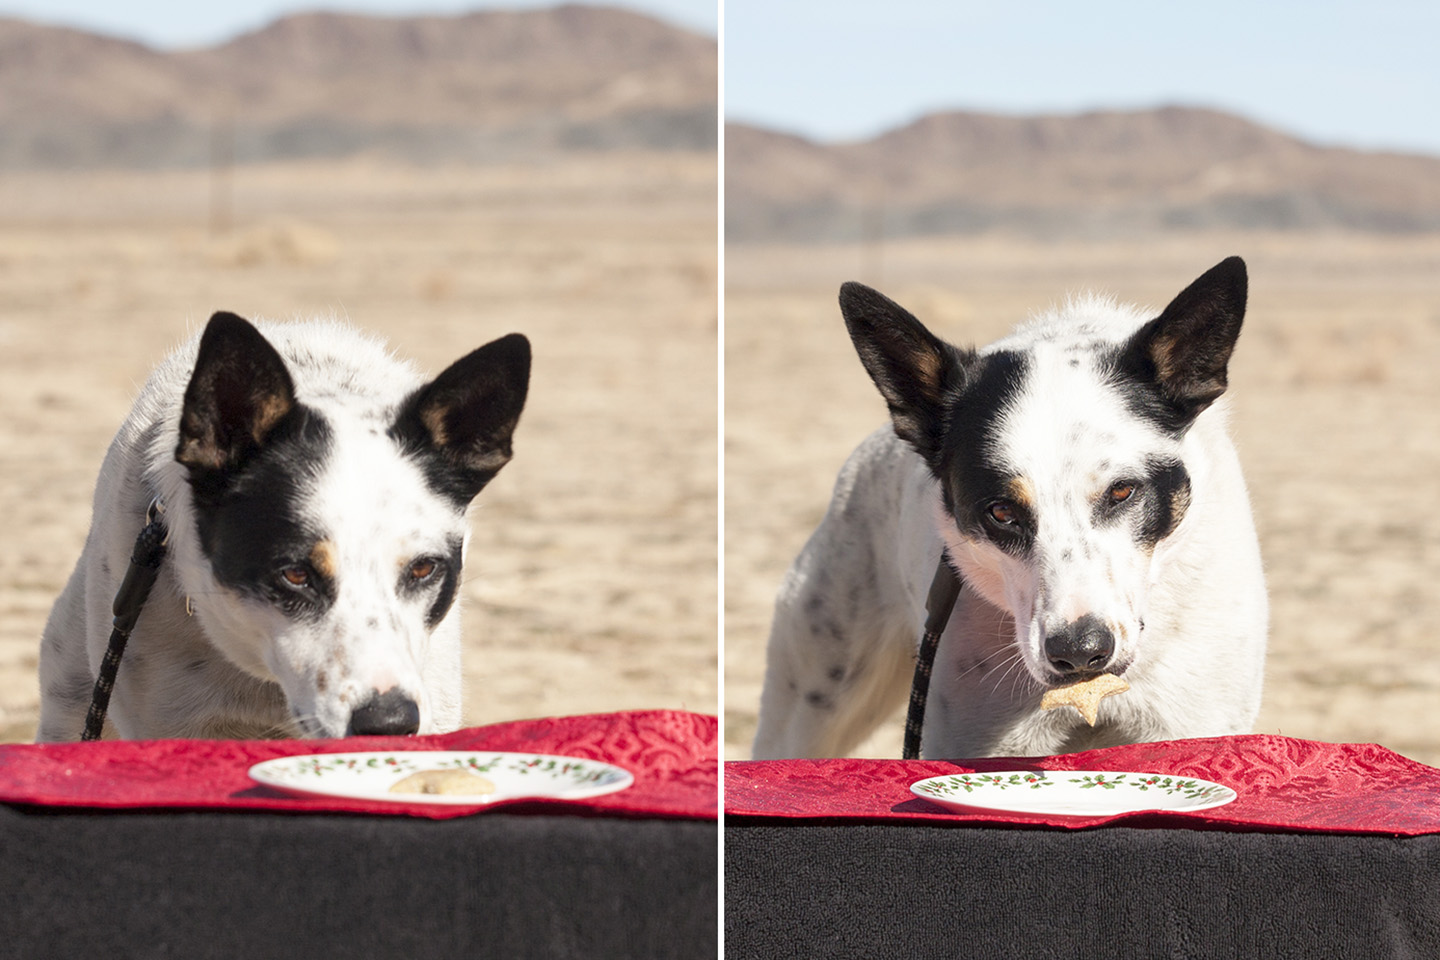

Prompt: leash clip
xmin=144 ymin=496 xmax=168 ymax=537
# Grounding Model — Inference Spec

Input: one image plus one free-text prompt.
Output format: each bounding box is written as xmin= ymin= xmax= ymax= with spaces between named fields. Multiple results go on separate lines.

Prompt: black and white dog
xmin=38 ymin=313 xmax=529 ymax=741
xmin=753 ymin=258 xmax=1267 ymax=759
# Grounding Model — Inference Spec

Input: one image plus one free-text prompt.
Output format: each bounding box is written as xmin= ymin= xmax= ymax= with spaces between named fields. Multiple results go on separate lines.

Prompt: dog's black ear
xmin=840 ymin=282 xmax=971 ymax=461
xmin=1116 ymin=256 xmax=1247 ymax=431
xmin=176 ymin=312 xmax=297 ymax=477
xmin=391 ymin=333 xmax=530 ymax=506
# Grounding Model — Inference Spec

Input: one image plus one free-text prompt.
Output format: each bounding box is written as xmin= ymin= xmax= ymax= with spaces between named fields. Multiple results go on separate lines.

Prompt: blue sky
xmin=725 ymin=0 xmax=1440 ymax=156
xmin=0 ymin=0 xmax=716 ymax=44
xmin=5 ymin=2 xmax=1436 ymax=156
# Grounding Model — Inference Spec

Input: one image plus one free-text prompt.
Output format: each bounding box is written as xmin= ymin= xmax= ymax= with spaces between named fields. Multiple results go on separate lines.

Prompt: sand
xmin=8 ymin=157 xmax=1440 ymax=767
xmin=725 ymin=232 xmax=1440 ymax=764
xmin=0 ymin=153 xmax=717 ymax=742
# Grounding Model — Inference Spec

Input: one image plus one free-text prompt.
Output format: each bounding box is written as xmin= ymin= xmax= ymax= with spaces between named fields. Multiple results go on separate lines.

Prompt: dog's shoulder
xmin=831 ymin=426 xmax=933 ymax=509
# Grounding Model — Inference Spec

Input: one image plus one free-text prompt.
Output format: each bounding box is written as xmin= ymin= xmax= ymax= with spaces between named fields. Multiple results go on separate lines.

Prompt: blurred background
xmin=724 ymin=1 xmax=1440 ymax=761
xmin=0 ymin=0 xmax=718 ymax=741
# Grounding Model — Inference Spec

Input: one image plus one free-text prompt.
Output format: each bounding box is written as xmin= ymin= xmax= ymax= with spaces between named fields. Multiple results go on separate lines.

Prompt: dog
xmin=753 ymin=257 xmax=1267 ymax=759
xmin=37 ymin=312 xmax=529 ymax=741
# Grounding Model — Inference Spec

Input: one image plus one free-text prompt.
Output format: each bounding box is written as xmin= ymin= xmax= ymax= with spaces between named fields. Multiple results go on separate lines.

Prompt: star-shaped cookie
xmin=1040 ymin=673 xmax=1130 ymax=726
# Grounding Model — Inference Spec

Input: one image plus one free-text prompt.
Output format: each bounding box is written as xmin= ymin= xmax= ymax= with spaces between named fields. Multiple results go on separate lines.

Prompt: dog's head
xmin=841 ymin=257 xmax=1247 ymax=688
xmin=173 ymin=313 xmax=529 ymax=737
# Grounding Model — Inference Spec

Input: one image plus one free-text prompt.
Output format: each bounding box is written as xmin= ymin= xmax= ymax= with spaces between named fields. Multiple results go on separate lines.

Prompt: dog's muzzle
xmin=1043 ymin=614 xmax=1116 ymax=678
xmin=346 ymin=688 xmax=421 ymax=736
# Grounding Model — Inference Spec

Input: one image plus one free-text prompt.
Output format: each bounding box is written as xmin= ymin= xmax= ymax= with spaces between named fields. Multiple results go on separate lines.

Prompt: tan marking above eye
xmin=1005 ymin=476 xmax=1035 ymax=512
xmin=308 ymin=540 xmax=338 ymax=580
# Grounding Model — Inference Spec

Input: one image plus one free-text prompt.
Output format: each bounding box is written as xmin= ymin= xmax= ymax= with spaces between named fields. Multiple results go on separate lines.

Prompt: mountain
xmin=726 ymin=107 xmax=1440 ymax=241
xmin=0 ymin=5 xmax=717 ymax=168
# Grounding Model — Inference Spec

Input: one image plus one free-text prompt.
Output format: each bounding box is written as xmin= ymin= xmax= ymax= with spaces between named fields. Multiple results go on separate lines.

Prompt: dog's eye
xmin=279 ymin=566 xmax=310 ymax=588
xmin=408 ymin=558 xmax=439 ymax=582
xmin=987 ymin=501 xmax=1020 ymax=525
xmin=1107 ymin=482 xmax=1137 ymax=504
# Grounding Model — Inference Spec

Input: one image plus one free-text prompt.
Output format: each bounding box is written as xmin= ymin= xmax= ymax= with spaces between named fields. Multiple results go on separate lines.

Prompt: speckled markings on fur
xmin=37 ymin=313 xmax=529 ymax=741
xmin=754 ymin=258 xmax=1267 ymax=759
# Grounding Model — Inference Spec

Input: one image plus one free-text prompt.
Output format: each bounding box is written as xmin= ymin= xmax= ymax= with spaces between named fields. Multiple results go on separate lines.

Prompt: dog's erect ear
xmin=1116 ymin=256 xmax=1247 ymax=431
xmin=176 ymin=312 xmax=297 ymax=477
xmin=840 ymin=282 xmax=971 ymax=461
xmin=391 ymin=333 xmax=530 ymax=506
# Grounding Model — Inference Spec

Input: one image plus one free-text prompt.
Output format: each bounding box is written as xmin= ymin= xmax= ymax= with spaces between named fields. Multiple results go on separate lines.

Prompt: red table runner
xmin=0 ymin=709 xmax=716 ymax=820
xmin=726 ymin=734 xmax=1440 ymax=835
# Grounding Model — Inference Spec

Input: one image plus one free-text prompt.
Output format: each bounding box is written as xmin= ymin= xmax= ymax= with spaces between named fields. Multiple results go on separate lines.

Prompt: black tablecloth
xmin=0 ymin=805 xmax=716 ymax=960
xmin=726 ymin=818 xmax=1440 ymax=959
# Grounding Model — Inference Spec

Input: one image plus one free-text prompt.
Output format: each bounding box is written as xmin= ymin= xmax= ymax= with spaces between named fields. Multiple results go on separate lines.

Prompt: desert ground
xmin=0 ymin=152 xmax=717 ymax=742
xmin=725 ymin=232 xmax=1440 ymax=764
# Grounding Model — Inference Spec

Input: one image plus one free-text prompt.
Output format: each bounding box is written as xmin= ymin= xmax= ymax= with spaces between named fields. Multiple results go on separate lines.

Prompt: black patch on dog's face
xmin=933 ymin=350 xmax=1035 ymax=554
xmin=192 ymin=406 xmax=339 ymax=619
xmin=400 ymin=535 xmax=465 ymax=629
xmin=1091 ymin=457 xmax=1192 ymax=548
xmin=840 ymin=283 xmax=1039 ymax=555
xmin=1137 ymin=458 xmax=1192 ymax=546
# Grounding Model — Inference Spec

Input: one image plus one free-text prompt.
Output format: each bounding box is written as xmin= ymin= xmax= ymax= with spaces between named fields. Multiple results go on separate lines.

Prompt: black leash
xmin=82 ymin=498 xmax=169 ymax=741
xmin=902 ymin=558 xmax=962 ymax=760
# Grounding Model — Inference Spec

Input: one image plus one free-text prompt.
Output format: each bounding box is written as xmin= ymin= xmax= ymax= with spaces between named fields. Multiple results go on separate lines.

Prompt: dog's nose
xmin=346 ymin=688 xmax=421 ymax=736
xmin=1044 ymin=615 xmax=1116 ymax=676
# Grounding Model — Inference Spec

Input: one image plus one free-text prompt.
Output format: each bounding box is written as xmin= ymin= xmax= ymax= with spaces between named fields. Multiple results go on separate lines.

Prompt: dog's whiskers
xmin=987 ymin=650 xmax=1040 ymax=701
xmin=1006 ymin=661 xmax=1041 ymax=701
xmin=258 ymin=714 xmax=311 ymax=740
xmin=951 ymin=647 xmax=1012 ymax=684
xmin=991 ymin=657 xmax=1024 ymax=697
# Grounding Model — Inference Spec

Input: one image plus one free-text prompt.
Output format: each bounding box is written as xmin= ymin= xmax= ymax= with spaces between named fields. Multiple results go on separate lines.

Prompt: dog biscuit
xmin=388 ymin=768 xmax=496 ymax=796
xmin=1040 ymin=674 xmax=1130 ymax=726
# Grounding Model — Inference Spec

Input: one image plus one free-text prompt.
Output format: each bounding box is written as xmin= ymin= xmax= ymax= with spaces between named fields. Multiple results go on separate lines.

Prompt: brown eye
xmin=987 ymin=501 xmax=1019 ymax=525
xmin=1108 ymin=482 xmax=1136 ymax=504
xmin=409 ymin=558 xmax=438 ymax=581
xmin=280 ymin=566 xmax=310 ymax=587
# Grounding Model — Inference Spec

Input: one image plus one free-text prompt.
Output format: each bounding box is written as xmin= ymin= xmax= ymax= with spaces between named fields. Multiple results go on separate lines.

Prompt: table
xmin=727 ymin=819 xmax=1440 ymax=959
xmin=0 ymin=710 xmax=718 ymax=960
xmin=3 ymin=806 xmax=715 ymax=959
xmin=724 ymin=735 xmax=1440 ymax=959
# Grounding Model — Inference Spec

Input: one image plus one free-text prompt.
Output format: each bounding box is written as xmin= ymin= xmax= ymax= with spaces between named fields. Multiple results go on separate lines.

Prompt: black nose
xmin=346 ymin=688 xmax=421 ymax=736
xmin=1044 ymin=615 xmax=1116 ymax=676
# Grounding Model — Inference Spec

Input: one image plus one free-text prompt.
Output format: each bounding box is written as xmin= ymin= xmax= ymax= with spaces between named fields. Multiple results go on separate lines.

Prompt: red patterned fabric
xmin=726 ymin=735 xmax=1440 ymax=835
xmin=0 ymin=710 xmax=716 ymax=820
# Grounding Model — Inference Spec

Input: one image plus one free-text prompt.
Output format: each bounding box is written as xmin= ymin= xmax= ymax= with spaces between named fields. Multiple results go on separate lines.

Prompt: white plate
xmin=910 ymin=770 xmax=1236 ymax=818
xmin=249 ymin=750 xmax=634 ymax=806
